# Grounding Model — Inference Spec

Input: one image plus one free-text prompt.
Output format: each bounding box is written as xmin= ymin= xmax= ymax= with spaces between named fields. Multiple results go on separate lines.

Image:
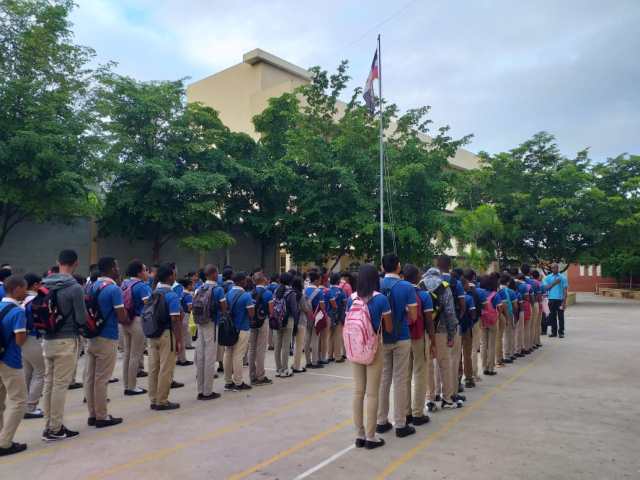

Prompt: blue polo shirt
xmin=347 ymin=293 xmax=391 ymax=331
xmin=226 ymin=287 xmax=254 ymax=331
xmin=516 ymin=282 xmax=531 ymax=303
xmin=460 ymin=294 xmax=476 ymax=334
xmin=0 ymin=299 xmax=27 ymax=369
xmin=181 ymin=291 xmax=193 ymax=313
xmin=122 ymin=279 xmax=152 ymax=317
xmin=525 ymin=277 xmax=540 ymax=296
xmin=442 ymin=273 xmax=465 ymax=298
xmin=475 ymin=287 xmax=489 ymax=308
xmin=254 ymin=285 xmax=273 ymax=320
xmin=268 ymin=282 xmax=279 ymax=294
xmin=92 ymin=279 xmax=123 ymax=340
xmin=542 ymin=273 xmax=568 ymax=300
xmin=154 ymin=285 xmax=182 ymax=330
xmin=304 ymin=286 xmax=325 ymax=311
xmin=380 ymin=275 xmax=417 ymax=344
xmin=0 ymin=284 xmax=5 ymax=300
xmin=327 ymin=285 xmax=346 ymax=319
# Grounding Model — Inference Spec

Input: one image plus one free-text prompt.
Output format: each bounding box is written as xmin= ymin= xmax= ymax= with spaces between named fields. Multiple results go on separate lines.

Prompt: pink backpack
xmin=481 ymin=292 xmax=498 ymax=328
xmin=343 ymin=294 xmax=380 ymax=365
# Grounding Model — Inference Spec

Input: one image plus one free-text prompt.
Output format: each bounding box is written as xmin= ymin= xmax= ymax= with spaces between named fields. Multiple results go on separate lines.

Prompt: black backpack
xmin=142 ymin=290 xmax=171 ymax=338
xmin=80 ymin=282 xmax=110 ymax=338
xmin=0 ymin=304 xmax=18 ymax=359
xmin=218 ymin=290 xmax=243 ymax=347
xmin=251 ymin=288 xmax=269 ymax=329
xmin=381 ymin=279 xmax=401 ymax=338
xmin=31 ymin=287 xmax=65 ymax=334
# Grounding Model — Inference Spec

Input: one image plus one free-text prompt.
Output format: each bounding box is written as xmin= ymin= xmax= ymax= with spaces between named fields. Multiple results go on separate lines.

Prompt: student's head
xmin=382 ymin=253 xmax=401 ymax=274
xmin=436 ymin=255 xmax=452 ymax=272
xmin=88 ymin=264 xmax=99 ymax=282
xmin=73 ymin=274 xmax=85 ymax=286
xmin=278 ymin=272 xmax=292 ymax=286
xmin=291 ymin=275 xmax=303 ymax=293
xmin=47 ymin=266 xmax=59 ymax=276
xmin=531 ymin=270 xmax=540 ymax=280
xmin=187 ymin=271 xmax=198 ymax=283
xmin=0 ymin=268 xmax=11 ymax=283
xmin=252 ymin=266 xmax=263 ymax=275
xmin=499 ymin=272 xmax=511 ymax=286
xmin=126 ymin=259 xmax=148 ymax=281
xmin=402 ymin=264 xmax=420 ymax=285
xmin=98 ymin=256 xmax=120 ymax=281
xmin=509 ymin=266 xmax=520 ymax=276
xmin=204 ymin=264 xmax=218 ymax=282
xmin=329 ymin=272 xmax=341 ymax=286
xmin=479 ymin=274 xmax=498 ymax=292
xmin=222 ymin=266 xmax=233 ymax=281
xmin=157 ymin=263 xmax=175 ymax=285
xmin=253 ymin=271 xmax=268 ymax=286
xmin=4 ymin=275 xmax=27 ymax=301
xmin=463 ymin=269 xmax=476 ymax=283
xmin=308 ymin=270 xmax=321 ymax=285
xmin=551 ymin=263 xmax=559 ymax=274
xmin=198 ymin=269 xmax=206 ymax=283
xmin=58 ymin=249 xmax=79 ymax=273
xmin=357 ymin=264 xmax=381 ymax=299
xmin=232 ymin=271 xmax=248 ymax=289
xmin=270 ymin=273 xmax=280 ymax=284
xmin=521 ymin=264 xmax=531 ymax=275
xmin=149 ymin=264 xmax=159 ymax=278
xmin=168 ymin=262 xmax=178 ymax=277
xmin=0 ymin=263 xmax=11 ymax=272
xmin=178 ymin=277 xmax=193 ymax=291
xmin=24 ymin=273 xmax=42 ymax=291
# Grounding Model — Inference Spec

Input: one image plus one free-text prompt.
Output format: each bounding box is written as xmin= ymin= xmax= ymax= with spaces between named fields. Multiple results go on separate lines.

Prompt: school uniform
xmin=274 ymin=288 xmax=298 ymax=376
xmin=494 ymin=286 xmax=515 ymax=364
xmin=248 ymin=285 xmax=272 ymax=383
xmin=406 ymin=287 xmax=433 ymax=418
xmin=224 ymin=287 xmax=254 ymax=387
xmin=442 ymin=273 xmax=466 ymax=390
xmin=177 ymin=289 xmax=193 ymax=363
xmin=0 ymin=298 xmax=27 ymax=448
xmin=327 ymin=285 xmax=347 ymax=361
xmin=195 ymin=281 xmax=225 ymax=396
xmin=120 ymin=279 xmax=151 ymax=391
xmin=22 ymin=292 xmax=45 ymax=413
xmin=303 ymin=286 xmax=325 ymax=367
xmin=471 ymin=286 xmax=488 ymax=380
xmin=543 ymin=273 xmax=568 ymax=336
xmin=481 ymin=291 xmax=499 ymax=374
xmin=460 ymin=294 xmax=476 ymax=384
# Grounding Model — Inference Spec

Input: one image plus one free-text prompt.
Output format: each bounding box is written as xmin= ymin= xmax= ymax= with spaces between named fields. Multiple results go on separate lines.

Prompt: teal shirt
xmin=542 ymin=273 xmax=568 ymax=301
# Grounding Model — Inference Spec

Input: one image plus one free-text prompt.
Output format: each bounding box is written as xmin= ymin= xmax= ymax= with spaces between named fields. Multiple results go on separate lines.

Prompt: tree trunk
xmin=152 ymin=236 xmax=161 ymax=264
xmin=329 ymin=249 xmax=348 ymax=273
xmin=260 ymin=239 xmax=266 ymax=270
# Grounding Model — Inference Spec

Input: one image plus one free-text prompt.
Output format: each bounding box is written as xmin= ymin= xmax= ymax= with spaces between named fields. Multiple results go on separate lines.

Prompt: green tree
xmin=0 ymin=0 xmax=103 ymax=246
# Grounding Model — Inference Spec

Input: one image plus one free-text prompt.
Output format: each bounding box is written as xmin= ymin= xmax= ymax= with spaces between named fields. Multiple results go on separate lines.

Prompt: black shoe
xmin=292 ymin=368 xmax=306 ymax=373
xmin=224 ymin=383 xmax=237 ymax=392
xmin=559 ymin=333 xmax=565 ymax=338
xmin=318 ymin=360 xmax=329 ymax=365
xmin=365 ymin=438 xmax=386 ymax=449
xmin=396 ymin=425 xmax=416 ymax=438
xmin=426 ymin=401 xmax=438 ymax=412
xmin=236 ymin=382 xmax=252 ymax=391
xmin=549 ymin=333 xmax=557 ymax=338
xmin=197 ymin=392 xmax=221 ymax=401
xmin=95 ymin=415 xmax=123 ymax=428
xmin=376 ymin=422 xmax=393 ymax=434
xmin=42 ymin=426 xmax=79 ymax=442
xmin=170 ymin=381 xmax=184 ymax=389
xmin=483 ymin=369 xmax=491 ymax=375
xmin=515 ymin=353 xmax=524 ymax=358
xmin=441 ymin=399 xmax=463 ymax=409
xmin=0 ymin=442 xmax=27 ymax=456
xmin=136 ymin=371 xmax=148 ymax=378
xmin=458 ymin=383 xmax=465 ymax=393
xmin=411 ymin=415 xmax=430 ymax=426
xmin=355 ymin=438 xmax=366 ymax=448
xmin=435 ymin=394 xmax=442 ymax=402
xmin=24 ymin=409 xmax=44 ymax=419
xmin=150 ymin=404 xmax=158 ymax=410
xmin=155 ymin=402 xmax=180 ymax=411
xmin=406 ymin=415 xmax=413 ymax=425
xmin=68 ymin=382 xmax=83 ymax=390
xmin=335 ymin=358 xmax=345 ymax=363
xmin=465 ymin=379 xmax=476 ymax=388
xmin=176 ymin=360 xmax=194 ymax=366
xmin=185 ymin=346 xmax=195 ymax=350
xmin=108 ymin=378 xmax=119 ymax=384
xmin=268 ymin=346 xmax=275 ymax=351
xmin=124 ymin=388 xmax=147 ymax=396
xmin=217 ymin=365 xmax=224 ymax=373
xmin=144 ymin=349 xmax=149 ymax=355
xmin=487 ymin=371 xmax=497 ymax=376
xmin=503 ymin=358 xmax=514 ymax=364
xmin=252 ymin=377 xmax=273 ymax=386
xmin=453 ymin=394 xmax=466 ymax=402
xmin=308 ymin=364 xmax=324 ymax=369
xmin=87 ymin=417 xmax=96 ymax=426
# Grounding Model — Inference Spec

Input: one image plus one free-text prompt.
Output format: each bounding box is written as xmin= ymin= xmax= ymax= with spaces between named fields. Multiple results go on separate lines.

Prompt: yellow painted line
xmin=375 ymin=348 xmax=552 ymax=479
xmin=227 ymin=418 xmax=352 ymax=480
xmin=86 ymin=384 xmax=350 ymax=480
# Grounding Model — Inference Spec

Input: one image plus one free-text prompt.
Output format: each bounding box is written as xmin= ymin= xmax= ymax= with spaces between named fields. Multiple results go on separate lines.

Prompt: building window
xmin=588 ymin=265 xmax=594 ymax=276
xmin=596 ymin=265 xmax=602 ymax=277
xmin=579 ymin=265 xmax=585 ymax=276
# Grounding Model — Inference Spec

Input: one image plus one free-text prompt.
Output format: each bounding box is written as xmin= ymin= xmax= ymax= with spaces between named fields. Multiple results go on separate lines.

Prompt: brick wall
xmin=566 ymin=263 xmax=617 ymax=293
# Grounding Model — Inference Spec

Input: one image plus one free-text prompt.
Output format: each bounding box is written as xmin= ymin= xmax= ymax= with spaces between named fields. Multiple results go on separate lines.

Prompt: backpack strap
xmin=0 ymin=303 xmax=18 ymax=321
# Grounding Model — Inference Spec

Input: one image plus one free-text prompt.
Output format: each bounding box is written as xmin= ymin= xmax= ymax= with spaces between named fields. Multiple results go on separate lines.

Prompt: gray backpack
xmin=192 ymin=284 xmax=214 ymax=325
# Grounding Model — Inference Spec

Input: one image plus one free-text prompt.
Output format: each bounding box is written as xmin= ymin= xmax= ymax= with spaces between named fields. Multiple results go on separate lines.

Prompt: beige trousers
xmin=320 ymin=324 xmax=331 ymax=361
xmin=352 ymin=345 xmax=383 ymax=440
xmin=515 ymin=312 xmax=525 ymax=353
xmin=122 ymin=317 xmax=145 ymax=390
xmin=293 ymin=322 xmax=306 ymax=370
xmin=224 ymin=330 xmax=250 ymax=386
xmin=0 ymin=362 xmax=27 ymax=448
xmin=84 ymin=337 xmax=118 ymax=420
xmin=495 ymin=313 xmax=505 ymax=363
xmin=177 ymin=314 xmax=191 ymax=362
xmin=377 ymin=340 xmax=411 ymax=428
xmin=450 ymin=332 xmax=462 ymax=391
xmin=405 ymin=336 xmax=427 ymax=417
xmin=330 ymin=324 xmax=344 ymax=360
xmin=42 ymin=338 xmax=78 ymax=432
xmin=304 ymin=322 xmax=321 ymax=366
xmin=504 ymin=314 xmax=515 ymax=358
xmin=426 ymin=336 xmax=436 ymax=401
xmin=433 ymin=333 xmax=454 ymax=402
xmin=22 ymin=335 xmax=45 ymax=412
xmin=195 ymin=322 xmax=217 ymax=396
xmin=274 ymin=324 xmax=293 ymax=373
xmin=481 ymin=325 xmax=497 ymax=372
xmin=471 ymin=322 xmax=481 ymax=379
xmin=148 ymin=330 xmax=176 ymax=406
xmin=249 ymin=321 xmax=269 ymax=382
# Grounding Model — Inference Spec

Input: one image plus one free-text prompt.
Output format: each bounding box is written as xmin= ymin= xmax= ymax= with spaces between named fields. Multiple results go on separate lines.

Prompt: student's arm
xmin=15 ymin=331 xmax=27 ymax=347
xmin=424 ymin=310 xmax=435 ymax=336
xmin=382 ymin=311 xmax=393 ymax=334
xmin=330 ymin=298 xmax=337 ymax=310
xmin=218 ymin=289 xmax=227 ymax=313
xmin=73 ymin=285 xmax=87 ymax=327
xmin=406 ymin=287 xmax=418 ymax=324
xmin=167 ymin=294 xmax=183 ymax=354
xmin=246 ymin=294 xmax=255 ymax=319
xmin=115 ymin=306 xmax=128 ymax=325
xmin=112 ymin=287 xmax=128 ymax=325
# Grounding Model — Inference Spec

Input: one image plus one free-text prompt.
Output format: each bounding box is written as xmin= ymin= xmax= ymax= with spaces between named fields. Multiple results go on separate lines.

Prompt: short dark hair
xmin=177 ymin=278 xmax=192 ymax=289
xmin=330 ymin=272 xmax=341 ymax=285
xmin=531 ymin=270 xmax=540 ymax=279
xmin=157 ymin=263 xmax=174 ymax=283
xmin=382 ymin=253 xmax=400 ymax=273
xmin=357 ymin=264 xmax=380 ymax=298
xmin=204 ymin=264 xmax=218 ymax=278
xmin=463 ymin=268 xmax=476 ymax=282
xmin=0 ymin=268 xmax=11 ymax=282
xmin=222 ymin=266 xmax=233 ymax=281
xmin=402 ymin=264 xmax=420 ymax=285
xmin=49 ymin=265 xmax=59 ymax=274
xmin=4 ymin=275 xmax=26 ymax=293
xmin=500 ymin=272 xmax=512 ymax=286
xmin=232 ymin=271 xmax=247 ymax=285
xmin=126 ymin=259 xmax=145 ymax=278
xmin=308 ymin=270 xmax=320 ymax=283
xmin=98 ymin=257 xmax=117 ymax=276
xmin=479 ymin=274 xmax=498 ymax=292
xmin=270 ymin=273 xmax=280 ymax=283
xmin=437 ymin=255 xmax=451 ymax=270
xmin=58 ymin=249 xmax=78 ymax=266
xmin=24 ymin=272 xmax=42 ymax=289
xmin=521 ymin=264 xmax=531 ymax=275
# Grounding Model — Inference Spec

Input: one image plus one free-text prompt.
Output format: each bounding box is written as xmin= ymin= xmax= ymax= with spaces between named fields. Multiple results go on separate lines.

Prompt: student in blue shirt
xmin=224 ymin=272 xmax=255 ymax=391
xmin=249 ymin=272 xmax=274 ymax=386
xmin=85 ymin=257 xmax=126 ymax=429
xmin=327 ymin=273 xmax=347 ymax=363
xmin=377 ymin=254 xmax=417 ymax=439
xmin=176 ymin=278 xmax=195 ymax=366
xmin=0 ymin=268 xmax=12 ymax=300
xmin=21 ymin=273 xmax=46 ymax=419
xmin=542 ymin=263 xmax=568 ymax=338
xmin=121 ymin=260 xmax=152 ymax=396
xmin=303 ymin=270 xmax=326 ymax=369
xmin=0 ymin=275 xmax=28 ymax=456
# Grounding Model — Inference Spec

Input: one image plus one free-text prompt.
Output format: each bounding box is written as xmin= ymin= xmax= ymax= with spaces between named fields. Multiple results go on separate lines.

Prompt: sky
xmin=69 ymin=0 xmax=640 ymax=161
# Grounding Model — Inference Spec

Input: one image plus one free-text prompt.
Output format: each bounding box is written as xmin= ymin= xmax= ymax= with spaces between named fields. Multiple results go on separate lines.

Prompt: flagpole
xmin=378 ymin=34 xmax=384 ymax=264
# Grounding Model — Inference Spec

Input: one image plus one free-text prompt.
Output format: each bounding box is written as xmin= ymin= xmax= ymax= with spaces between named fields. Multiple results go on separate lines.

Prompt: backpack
xmin=448 ymin=276 xmax=462 ymax=320
xmin=343 ymin=294 xmax=380 ymax=365
xmin=270 ymin=289 xmax=290 ymax=330
xmin=425 ymin=281 xmax=448 ymax=328
xmin=80 ymin=282 xmax=111 ymax=338
xmin=503 ymin=288 xmax=515 ymax=325
xmin=251 ymin=288 xmax=269 ymax=329
xmin=0 ymin=304 xmax=18 ymax=359
xmin=192 ymin=284 xmax=215 ymax=325
xmin=306 ymin=288 xmax=327 ymax=334
xmin=380 ymin=279 xmax=401 ymax=338
xmin=142 ymin=290 xmax=171 ymax=338
xmin=222 ymin=280 xmax=234 ymax=294
xmin=121 ymin=279 xmax=142 ymax=326
xmin=468 ymin=287 xmax=481 ymax=324
xmin=328 ymin=287 xmax=346 ymax=327
xmin=481 ymin=292 xmax=498 ymax=328
xmin=31 ymin=287 xmax=65 ymax=334
xmin=218 ymin=290 xmax=243 ymax=347
xmin=409 ymin=288 xmax=425 ymax=340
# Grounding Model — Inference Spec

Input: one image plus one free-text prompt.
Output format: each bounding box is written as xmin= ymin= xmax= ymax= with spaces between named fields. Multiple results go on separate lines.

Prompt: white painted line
xmin=292 ymin=444 xmax=355 ymax=480
xmin=265 ymin=367 xmax=353 ymax=380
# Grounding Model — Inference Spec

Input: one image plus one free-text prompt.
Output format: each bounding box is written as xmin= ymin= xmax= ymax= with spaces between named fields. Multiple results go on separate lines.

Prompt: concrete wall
xmin=0 ymin=220 xmax=278 ymax=276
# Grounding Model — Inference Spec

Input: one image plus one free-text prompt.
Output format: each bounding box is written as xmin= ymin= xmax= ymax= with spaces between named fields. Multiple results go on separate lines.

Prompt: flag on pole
xmin=363 ymin=50 xmax=379 ymax=114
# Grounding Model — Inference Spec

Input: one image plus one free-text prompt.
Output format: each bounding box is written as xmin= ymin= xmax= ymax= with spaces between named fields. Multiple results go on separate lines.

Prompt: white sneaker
xmin=275 ymin=371 xmax=283 ymax=378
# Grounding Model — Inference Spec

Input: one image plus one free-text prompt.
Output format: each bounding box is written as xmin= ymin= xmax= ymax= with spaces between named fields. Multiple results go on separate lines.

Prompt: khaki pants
xmin=405 ymin=336 xmax=427 ymax=417
xmin=320 ymin=324 xmax=331 ymax=361
xmin=353 ymin=345 xmax=383 ymax=440
xmin=177 ymin=314 xmax=192 ymax=362
xmin=434 ymin=333 xmax=453 ymax=401
xmin=377 ymin=340 xmax=411 ymax=428
xmin=70 ymin=337 xmax=84 ymax=384
xmin=495 ymin=313 xmax=505 ymax=364
xmin=330 ymin=324 xmax=344 ymax=360
xmin=471 ymin=322 xmax=481 ymax=379
xmin=515 ymin=312 xmax=525 ymax=354
xmin=195 ymin=322 xmax=217 ymax=395
xmin=43 ymin=338 xmax=78 ymax=432
xmin=304 ymin=322 xmax=321 ymax=366
xmin=462 ymin=329 xmax=473 ymax=381
xmin=148 ymin=330 xmax=176 ymax=406
xmin=426 ymin=336 xmax=436 ymax=401
xmin=534 ymin=302 xmax=541 ymax=346
xmin=481 ymin=324 xmax=497 ymax=372
xmin=122 ymin=317 xmax=145 ymax=390
xmin=84 ymin=337 xmax=118 ymax=420
xmin=450 ymin=332 xmax=462 ymax=392
xmin=224 ymin=330 xmax=250 ymax=386
xmin=0 ymin=363 xmax=27 ymax=448
xmin=249 ymin=321 xmax=269 ymax=382
xmin=22 ymin=335 xmax=45 ymax=412
xmin=274 ymin=324 xmax=293 ymax=373
xmin=293 ymin=322 xmax=306 ymax=370
xmin=504 ymin=315 xmax=515 ymax=358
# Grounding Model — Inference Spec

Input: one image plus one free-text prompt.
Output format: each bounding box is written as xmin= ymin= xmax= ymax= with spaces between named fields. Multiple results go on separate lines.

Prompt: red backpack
xmin=121 ymin=280 xmax=141 ymax=326
xmin=481 ymin=291 xmax=498 ymax=328
xmin=80 ymin=282 xmax=110 ymax=338
xmin=409 ymin=288 xmax=425 ymax=340
xmin=31 ymin=287 xmax=65 ymax=334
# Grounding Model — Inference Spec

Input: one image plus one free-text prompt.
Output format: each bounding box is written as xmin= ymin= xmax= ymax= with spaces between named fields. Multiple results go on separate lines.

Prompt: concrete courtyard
xmin=0 ymin=293 xmax=638 ymax=480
